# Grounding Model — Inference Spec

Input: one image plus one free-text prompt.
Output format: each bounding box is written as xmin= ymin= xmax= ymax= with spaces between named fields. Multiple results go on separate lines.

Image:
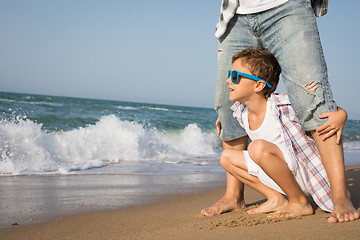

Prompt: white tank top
xmin=237 ymin=0 xmax=289 ymax=14
xmin=242 ymin=98 xmax=297 ymax=172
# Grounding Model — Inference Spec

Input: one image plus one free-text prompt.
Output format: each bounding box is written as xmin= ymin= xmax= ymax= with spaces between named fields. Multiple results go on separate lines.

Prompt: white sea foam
xmin=0 ymin=115 xmax=219 ymax=175
xmin=0 ymin=97 xmax=62 ymax=107
xmin=116 ymin=106 xmax=138 ymax=110
xmin=25 ymin=101 xmax=63 ymax=107
xmin=0 ymin=98 xmax=16 ymax=103
xmin=140 ymin=106 xmax=169 ymax=111
xmin=344 ymin=141 xmax=360 ymax=151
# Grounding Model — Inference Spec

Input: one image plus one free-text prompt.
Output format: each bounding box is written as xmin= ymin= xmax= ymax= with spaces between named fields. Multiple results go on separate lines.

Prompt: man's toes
xmin=354 ymin=211 xmax=360 ymax=220
xmin=337 ymin=215 xmax=345 ymax=223
xmin=201 ymin=208 xmax=216 ymax=216
xmin=343 ymin=214 xmax=351 ymax=222
xmin=200 ymin=209 xmax=209 ymax=216
xmin=328 ymin=216 xmax=338 ymax=223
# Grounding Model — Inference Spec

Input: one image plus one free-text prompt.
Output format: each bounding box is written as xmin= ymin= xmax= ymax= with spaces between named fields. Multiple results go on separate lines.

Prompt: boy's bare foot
xmin=200 ymin=196 xmax=245 ymax=216
xmin=269 ymin=202 xmax=314 ymax=218
xmin=328 ymin=198 xmax=360 ymax=223
xmin=247 ymin=196 xmax=288 ymax=214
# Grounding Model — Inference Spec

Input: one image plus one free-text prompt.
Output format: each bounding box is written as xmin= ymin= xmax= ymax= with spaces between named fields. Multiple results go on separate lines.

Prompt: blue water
xmin=1 ymin=91 xmax=359 ymax=175
xmin=0 ymin=92 xmax=221 ymax=175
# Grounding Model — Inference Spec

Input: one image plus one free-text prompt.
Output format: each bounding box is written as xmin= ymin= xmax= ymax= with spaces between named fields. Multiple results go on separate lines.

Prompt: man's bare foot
xmin=247 ymin=196 xmax=288 ymax=214
xmin=269 ymin=202 xmax=314 ymax=218
xmin=328 ymin=197 xmax=360 ymax=223
xmin=201 ymin=195 xmax=245 ymax=216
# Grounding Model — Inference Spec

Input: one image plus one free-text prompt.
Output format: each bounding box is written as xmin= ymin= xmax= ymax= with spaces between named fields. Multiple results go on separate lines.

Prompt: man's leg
xmin=311 ymin=132 xmax=360 ymax=223
xmin=201 ymin=136 xmax=248 ymax=216
xmin=258 ymin=0 xmax=359 ymax=222
xmin=203 ymin=13 xmax=259 ymax=216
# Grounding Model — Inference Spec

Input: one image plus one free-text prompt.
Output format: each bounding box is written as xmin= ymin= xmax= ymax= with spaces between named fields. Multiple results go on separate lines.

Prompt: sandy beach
xmin=1 ymin=163 xmax=359 ymax=239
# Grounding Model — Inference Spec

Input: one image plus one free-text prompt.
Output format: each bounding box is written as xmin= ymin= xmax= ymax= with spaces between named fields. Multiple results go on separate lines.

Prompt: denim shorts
xmin=215 ymin=0 xmax=337 ymax=141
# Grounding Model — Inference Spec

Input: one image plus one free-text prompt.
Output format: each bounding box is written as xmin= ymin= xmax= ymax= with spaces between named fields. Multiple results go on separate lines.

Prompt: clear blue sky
xmin=1 ymin=1 xmax=360 ymax=119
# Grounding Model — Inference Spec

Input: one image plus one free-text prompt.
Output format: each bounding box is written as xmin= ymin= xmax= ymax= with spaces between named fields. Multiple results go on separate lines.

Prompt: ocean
xmin=1 ymin=91 xmax=360 ymax=176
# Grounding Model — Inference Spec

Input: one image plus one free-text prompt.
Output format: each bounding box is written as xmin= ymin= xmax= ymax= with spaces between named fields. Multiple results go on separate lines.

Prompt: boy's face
xmin=227 ymin=59 xmax=258 ymax=102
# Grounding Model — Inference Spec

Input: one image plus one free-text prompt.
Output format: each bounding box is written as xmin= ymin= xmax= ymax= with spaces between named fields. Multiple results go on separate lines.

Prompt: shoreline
xmin=0 ymin=171 xmax=227 ymax=231
xmin=0 ymin=164 xmax=359 ymax=239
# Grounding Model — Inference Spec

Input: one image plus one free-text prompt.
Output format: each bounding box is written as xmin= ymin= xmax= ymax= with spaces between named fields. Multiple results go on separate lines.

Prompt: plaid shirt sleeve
xmin=230 ymin=101 xmax=243 ymax=127
xmin=271 ymin=93 xmax=334 ymax=212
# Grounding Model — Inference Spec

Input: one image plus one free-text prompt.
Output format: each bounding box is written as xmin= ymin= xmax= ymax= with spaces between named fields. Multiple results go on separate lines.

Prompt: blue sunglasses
xmin=228 ymin=70 xmax=272 ymax=88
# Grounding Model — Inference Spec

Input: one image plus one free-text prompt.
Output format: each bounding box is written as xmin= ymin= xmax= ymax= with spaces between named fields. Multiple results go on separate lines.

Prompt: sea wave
xmin=140 ymin=106 xmax=169 ymax=111
xmin=116 ymin=106 xmax=138 ymax=110
xmin=0 ymin=98 xmax=17 ymax=103
xmin=0 ymin=115 xmax=219 ymax=175
xmin=343 ymin=141 xmax=360 ymax=151
xmin=0 ymin=97 xmax=63 ymax=107
xmin=23 ymin=101 xmax=63 ymax=107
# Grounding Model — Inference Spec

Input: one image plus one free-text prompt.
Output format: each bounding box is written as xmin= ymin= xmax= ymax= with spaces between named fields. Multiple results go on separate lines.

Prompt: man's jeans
xmin=215 ymin=0 xmax=337 ymax=141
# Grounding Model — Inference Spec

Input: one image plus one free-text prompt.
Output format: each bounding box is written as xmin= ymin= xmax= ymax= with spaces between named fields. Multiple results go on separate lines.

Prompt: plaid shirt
xmin=215 ymin=0 xmax=329 ymax=38
xmin=231 ymin=93 xmax=334 ymax=212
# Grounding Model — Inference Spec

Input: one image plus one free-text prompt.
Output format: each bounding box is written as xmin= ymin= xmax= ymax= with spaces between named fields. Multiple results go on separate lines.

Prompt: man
xmin=201 ymin=0 xmax=359 ymax=223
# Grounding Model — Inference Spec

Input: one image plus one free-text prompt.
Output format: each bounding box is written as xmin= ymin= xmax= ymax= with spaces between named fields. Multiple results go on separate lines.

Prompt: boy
xmin=217 ymin=47 xmax=334 ymax=217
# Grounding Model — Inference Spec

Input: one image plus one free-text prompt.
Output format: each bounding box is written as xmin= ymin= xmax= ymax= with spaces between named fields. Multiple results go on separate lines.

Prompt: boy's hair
xmin=232 ymin=46 xmax=281 ymax=98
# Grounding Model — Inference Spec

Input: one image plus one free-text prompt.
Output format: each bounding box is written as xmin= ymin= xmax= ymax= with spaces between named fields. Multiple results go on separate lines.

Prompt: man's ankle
xmin=332 ymin=190 xmax=351 ymax=205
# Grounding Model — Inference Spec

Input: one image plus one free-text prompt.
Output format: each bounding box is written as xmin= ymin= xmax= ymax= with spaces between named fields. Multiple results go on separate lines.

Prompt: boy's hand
xmin=216 ymin=117 xmax=221 ymax=137
xmin=316 ymin=107 xmax=347 ymax=144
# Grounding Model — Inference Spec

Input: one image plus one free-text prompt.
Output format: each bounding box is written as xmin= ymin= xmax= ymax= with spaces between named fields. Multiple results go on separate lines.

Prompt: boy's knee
xmin=248 ymin=140 xmax=268 ymax=164
xmin=248 ymin=139 xmax=266 ymax=153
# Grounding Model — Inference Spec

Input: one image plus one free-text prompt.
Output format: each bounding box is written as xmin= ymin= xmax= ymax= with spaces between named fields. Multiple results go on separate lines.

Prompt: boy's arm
xmin=316 ymin=107 xmax=347 ymax=144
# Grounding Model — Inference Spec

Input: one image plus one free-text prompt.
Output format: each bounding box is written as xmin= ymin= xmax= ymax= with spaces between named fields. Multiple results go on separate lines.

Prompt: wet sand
xmin=0 ymin=171 xmax=227 ymax=231
xmin=0 ymin=164 xmax=359 ymax=239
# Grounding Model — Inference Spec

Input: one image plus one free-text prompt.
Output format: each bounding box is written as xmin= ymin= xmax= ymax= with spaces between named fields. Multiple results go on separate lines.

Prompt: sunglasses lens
xmin=231 ymin=71 xmax=239 ymax=84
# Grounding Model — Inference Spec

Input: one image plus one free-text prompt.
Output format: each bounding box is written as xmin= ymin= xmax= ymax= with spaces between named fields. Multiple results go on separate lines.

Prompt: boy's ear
xmin=254 ymin=81 xmax=267 ymax=93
